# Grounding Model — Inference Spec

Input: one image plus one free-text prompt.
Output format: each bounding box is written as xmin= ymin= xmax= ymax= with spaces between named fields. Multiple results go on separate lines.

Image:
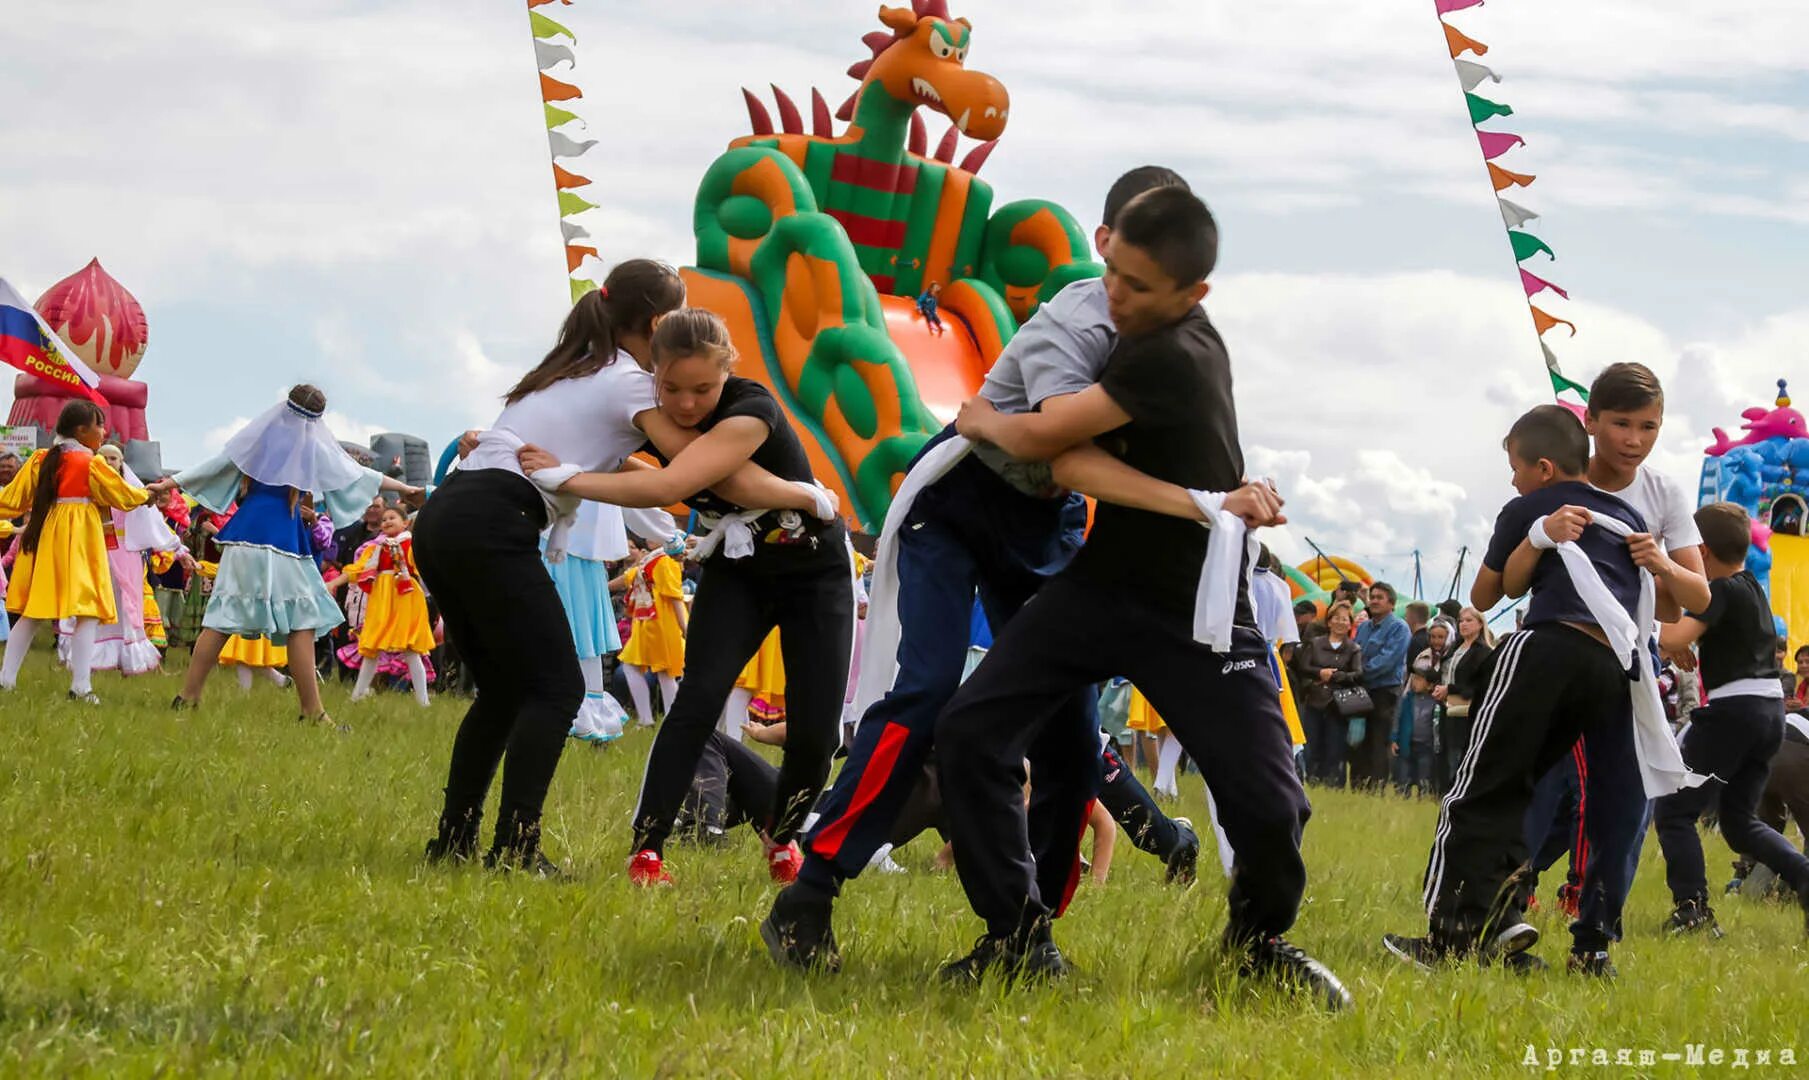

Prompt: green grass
xmin=2 ymin=647 xmax=1807 ymax=1077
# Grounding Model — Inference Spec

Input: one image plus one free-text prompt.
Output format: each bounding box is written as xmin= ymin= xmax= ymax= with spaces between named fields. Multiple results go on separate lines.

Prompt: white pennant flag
xmin=548 ymin=130 xmax=598 ymax=159
xmin=1541 ymin=341 xmax=1561 ymax=372
xmin=560 ymin=219 xmax=592 ymax=243
xmin=1455 ymin=59 xmax=1501 ymax=92
xmin=1499 ymin=197 xmax=1539 ymax=229
xmin=534 ymin=40 xmax=576 ymax=71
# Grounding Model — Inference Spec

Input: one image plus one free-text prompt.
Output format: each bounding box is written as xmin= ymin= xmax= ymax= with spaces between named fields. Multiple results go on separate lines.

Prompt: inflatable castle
xmin=1698 ymin=378 xmax=1809 ymax=649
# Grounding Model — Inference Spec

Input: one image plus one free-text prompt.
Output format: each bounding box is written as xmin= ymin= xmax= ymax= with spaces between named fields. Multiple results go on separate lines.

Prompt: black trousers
xmin=1301 ymin=704 xmax=1349 ymax=787
xmin=1099 ymin=742 xmax=1187 ymax=860
xmin=1420 ymin=626 xmax=1644 ymax=952
xmin=1655 ymin=697 xmax=1809 ymax=904
xmin=937 ymin=574 xmax=1309 ymax=941
xmin=631 ymin=541 xmax=853 ymax=855
xmin=1352 ymin=687 xmax=1399 ymax=789
xmin=413 ymin=469 xmax=584 ymax=845
xmin=679 ymin=732 xmax=778 ymax=837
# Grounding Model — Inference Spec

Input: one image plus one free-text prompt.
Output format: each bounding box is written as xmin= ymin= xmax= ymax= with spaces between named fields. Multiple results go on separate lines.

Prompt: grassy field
xmin=3 ymin=649 xmax=1806 ymax=1078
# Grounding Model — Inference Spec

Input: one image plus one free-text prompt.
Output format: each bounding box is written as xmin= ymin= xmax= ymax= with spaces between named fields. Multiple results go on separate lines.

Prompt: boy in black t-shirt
xmin=930 ymin=187 xmax=1351 ymax=1010
xmin=1653 ymin=503 xmax=1809 ymax=935
xmin=1386 ymin=405 xmax=1657 ymax=977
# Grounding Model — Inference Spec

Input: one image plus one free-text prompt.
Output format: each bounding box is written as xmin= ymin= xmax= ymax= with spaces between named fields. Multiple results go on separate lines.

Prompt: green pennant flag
xmin=558 ymin=191 xmax=598 ymax=216
xmin=1510 ymin=230 xmax=1555 ymax=262
xmin=570 ymin=278 xmax=598 ymax=304
xmin=1466 ymin=92 xmax=1514 ymax=125
xmin=1549 ymin=368 xmax=1589 ymax=399
xmin=529 ymin=11 xmax=575 ymax=43
xmin=544 ymin=103 xmax=580 ymax=129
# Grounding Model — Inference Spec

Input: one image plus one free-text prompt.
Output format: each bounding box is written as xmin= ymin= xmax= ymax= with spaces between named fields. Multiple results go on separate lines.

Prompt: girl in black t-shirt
xmin=520 ymin=309 xmax=853 ymax=888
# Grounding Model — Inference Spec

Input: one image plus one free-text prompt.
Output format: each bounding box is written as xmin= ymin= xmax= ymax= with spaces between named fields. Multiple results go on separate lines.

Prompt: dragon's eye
xmin=956 ymin=45 xmax=969 ymax=63
xmin=929 ymin=32 xmax=956 ymax=59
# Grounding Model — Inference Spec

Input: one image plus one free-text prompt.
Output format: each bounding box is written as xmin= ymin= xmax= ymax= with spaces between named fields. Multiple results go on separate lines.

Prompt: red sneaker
xmin=628 ymin=849 xmax=672 ymax=886
xmin=766 ymin=839 xmax=802 ymax=884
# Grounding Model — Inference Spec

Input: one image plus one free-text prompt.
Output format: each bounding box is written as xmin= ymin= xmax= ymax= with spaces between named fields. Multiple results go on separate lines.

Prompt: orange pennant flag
xmin=1489 ymin=162 xmax=1536 ymax=191
xmin=566 ymin=245 xmax=599 ymax=273
xmin=1532 ymin=306 xmax=1577 ymax=338
xmin=552 ymin=163 xmax=591 ymax=190
xmin=1443 ymin=22 xmax=1488 ymax=59
xmin=528 ymin=0 xmax=573 ymax=7
xmin=540 ymin=72 xmax=582 ymax=102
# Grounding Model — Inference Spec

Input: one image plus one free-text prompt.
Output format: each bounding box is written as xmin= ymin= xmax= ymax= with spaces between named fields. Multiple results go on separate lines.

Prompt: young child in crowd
xmin=344 ymin=505 xmax=435 ymax=707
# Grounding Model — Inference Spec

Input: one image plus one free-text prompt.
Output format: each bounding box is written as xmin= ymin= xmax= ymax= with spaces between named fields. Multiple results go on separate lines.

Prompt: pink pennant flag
xmin=1558 ymin=399 xmax=1588 ymax=421
xmin=1477 ymin=130 xmax=1526 ymax=160
xmin=1436 ymin=0 xmax=1484 ymax=12
xmin=1521 ymin=269 xmax=1569 ymax=300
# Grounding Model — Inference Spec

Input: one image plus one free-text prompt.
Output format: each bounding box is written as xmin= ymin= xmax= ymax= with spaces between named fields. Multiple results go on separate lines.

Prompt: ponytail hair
xmin=21 ymin=399 xmax=107 ymax=555
xmin=505 ymin=259 xmax=686 ymax=405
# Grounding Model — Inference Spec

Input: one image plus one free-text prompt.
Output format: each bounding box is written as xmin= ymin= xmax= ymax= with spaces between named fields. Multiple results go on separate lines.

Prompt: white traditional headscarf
xmin=223 ymin=395 xmax=366 ymax=495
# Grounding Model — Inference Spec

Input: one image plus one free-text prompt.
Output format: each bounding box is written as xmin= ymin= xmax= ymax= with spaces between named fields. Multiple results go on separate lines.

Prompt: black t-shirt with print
xmin=1690 ymin=569 xmax=1780 ymax=691
xmin=651 ymin=376 xmax=815 ymax=518
xmin=1065 ymin=306 xmax=1250 ymax=619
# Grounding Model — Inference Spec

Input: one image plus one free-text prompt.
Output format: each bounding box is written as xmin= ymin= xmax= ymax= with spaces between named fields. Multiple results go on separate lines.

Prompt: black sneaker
xmin=761 ymin=884 xmax=842 ymax=974
xmin=1663 ymin=899 xmax=1722 ymax=938
xmin=1165 ymin=817 xmax=1201 ymax=886
xmin=1494 ymin=950 xmax=1548 ymax=975
xmin=170 ymin=694 xmax=194 ymax=712
xmin=424 ymin=812 xmax=481 ymax=865
xmin=1237 ymin=934 xmax=1352 ymax=1011
xmin=484 ymin=846 xmax=564 ymax=878
xmin=938 ymin=934 xmax=1070 ymax=987
xmin=1567 ymin=949 xmax=1617 ymax=979
xmin=1480 ymin=921 xmax=1540 ymax=961
xmin=1382 ymin=932 xmax=1452 ymax=971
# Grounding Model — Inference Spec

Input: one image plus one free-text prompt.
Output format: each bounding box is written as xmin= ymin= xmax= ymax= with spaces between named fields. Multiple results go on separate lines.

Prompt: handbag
xmin=1331 ymin=684 xmax=1373 ymax=719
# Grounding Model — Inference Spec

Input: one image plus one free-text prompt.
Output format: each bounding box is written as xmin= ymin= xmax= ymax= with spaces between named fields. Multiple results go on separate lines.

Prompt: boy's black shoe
xmin=1382 ymin=932 xmax=1452 ymax=971
xmin=939 ymin=931 xmax=1070 ymax=987
xmin=1480 ymin=921 xmax=1540 ymax=961
xmin=1165 ymin=817 xmax=1201 ymax=886
xmin=483 ymin=846 xmax=564 ymax=878
xmin=1567 ymin=949 xmax=1617 ymax=979
xmin=1662 ymin=899 xmax=1722 ymax=938
xmin=1235 ymin=933 xmax=1352 ymax=1011
xmin=761 ymin=882 xmax=842 ymax=974
xmin=424 ymin=811 xmax=481 ymax=864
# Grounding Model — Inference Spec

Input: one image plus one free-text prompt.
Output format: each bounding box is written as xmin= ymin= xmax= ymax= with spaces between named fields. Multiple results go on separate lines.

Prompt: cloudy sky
xmin=4 ymin=1 xmax=1804 ymax=600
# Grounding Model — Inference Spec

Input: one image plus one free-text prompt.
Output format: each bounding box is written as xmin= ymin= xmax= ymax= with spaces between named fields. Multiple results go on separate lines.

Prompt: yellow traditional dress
xmin=0 ymin=445 xmax=150 ymax=622
xmin=346 ymin=532 xmax=435 ymax=655
xmin=219 ymin=634 xmax=287 ymax=669
xmin=1126 ymin=688 xmax=1167 ymax=736
xmin=737 ymin=628 xmax=786 ymax=721
xmin=617 ymin=552 xmax=686 ymax=676
xmin=142 ymin=577 xmax=167 ymax=649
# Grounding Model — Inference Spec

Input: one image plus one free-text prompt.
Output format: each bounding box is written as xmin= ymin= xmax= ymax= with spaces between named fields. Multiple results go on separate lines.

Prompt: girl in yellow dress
xmin=0 ymin=401 xmax=160 ymax=703
xmin=721 ymin=629 xmax=785 ymax=740
xmin=615 ymin=537 xmax=687 ymax=725
xmin=344 ymin=505 xmax=435 ymax=706
xmin=218 ymin=633 xmax=292 ymax=690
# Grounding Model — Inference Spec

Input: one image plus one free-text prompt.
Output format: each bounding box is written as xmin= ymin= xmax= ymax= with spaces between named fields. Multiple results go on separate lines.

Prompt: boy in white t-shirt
xmin=1519 ymin=362 xmax=1711 ymax=952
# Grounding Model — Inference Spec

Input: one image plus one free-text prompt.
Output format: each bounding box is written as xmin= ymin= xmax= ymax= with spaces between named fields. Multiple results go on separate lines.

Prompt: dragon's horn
xmin=934 ymin=124 xmax=959 ymax=163
xmin=959 ymin=139 xmax=998 ymax=175
xmin=908 ymin=111 xmax=928 ymax=157
xmin=771 ymin=85 xmax=803 ymax=135
xmin=742 ymin=88 xmax=774 ymax=136
xmin=861 ymin=30 xmax=894 ymax=56
xmin=811 ymin=88 xmax=834 ymax=136
xmin=836 ymin=91 xmax=858 ymax=122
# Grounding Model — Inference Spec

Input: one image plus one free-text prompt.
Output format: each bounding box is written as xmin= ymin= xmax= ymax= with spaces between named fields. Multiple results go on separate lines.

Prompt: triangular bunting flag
xmin=1520 ymin=268 xmax=1569 ymax=300
xmin=1498 ymin=197 xmax=1538 ymax=229
xmin=545 ymin=103 xmax=581 ymax=129
xmin=1488 ymin=162 xmax=1536 ymax=191
xmin=528 ymin=11 xmax=575 ymax=42
xmin=529 ymin=0 xmax=574 ymax=7
xmin=1443 ymin=22 xmax=1488 ymax=59
xmin=1542 ymin=342 xmax=1562 ymax=371
xmin=558 ymin=191 xmax=598 ymax=216
xmin=540 ymin=72 xmax=582 ymax=102
xmin=553 ymin=163 xmax=591 ymax=190
xmin=1477 ymin=130 xmax=1526 ymax=160
xmin=1550 ymin=367 xmax=1589 ymax=398
xmin=1532 ymin=306 xmax=1577 ymax=337
xmin=1455 ymin=59 xmax=1500 ymax=91
xmin=569 ymin=278 xmax=597 ymax=304
xmin=534 ymin=39 xmax=575 ymax=71
xmin=560 ymin=219 xmax=591 ymax=243
xmin=1466 ymin=93 xmax=1514 ymax=124
xmin=548 ymin=130 xmax=598 ymax=158
xmin=1436 ymin=0 xmax=1485 ymax=13
xmin=565 ymin=245 xmax=599 ymax=273
xmin=1509 ymin=231 xmax=1555 ymax=262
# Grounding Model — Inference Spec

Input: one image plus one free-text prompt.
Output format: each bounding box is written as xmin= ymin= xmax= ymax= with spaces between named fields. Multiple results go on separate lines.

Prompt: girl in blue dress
xmin=169 ymin=384 xmax=420 ymax=727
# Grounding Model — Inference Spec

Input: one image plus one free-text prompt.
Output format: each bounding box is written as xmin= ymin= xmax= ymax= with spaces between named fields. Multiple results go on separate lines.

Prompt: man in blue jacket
xmin=1355 ymin=582 xmax=1410 ymax=788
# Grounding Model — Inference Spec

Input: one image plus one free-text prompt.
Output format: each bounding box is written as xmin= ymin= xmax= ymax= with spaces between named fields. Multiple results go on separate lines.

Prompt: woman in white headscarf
xmin=169 ymin=383 xmax=420 ymax=727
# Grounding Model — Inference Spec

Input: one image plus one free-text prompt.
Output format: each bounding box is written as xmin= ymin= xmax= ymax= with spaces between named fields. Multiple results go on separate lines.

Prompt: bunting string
xmin=527 ymin=0 xmax=602 ymax=302
xmin=1435 ymin=0 xmax=1586 ymax=411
